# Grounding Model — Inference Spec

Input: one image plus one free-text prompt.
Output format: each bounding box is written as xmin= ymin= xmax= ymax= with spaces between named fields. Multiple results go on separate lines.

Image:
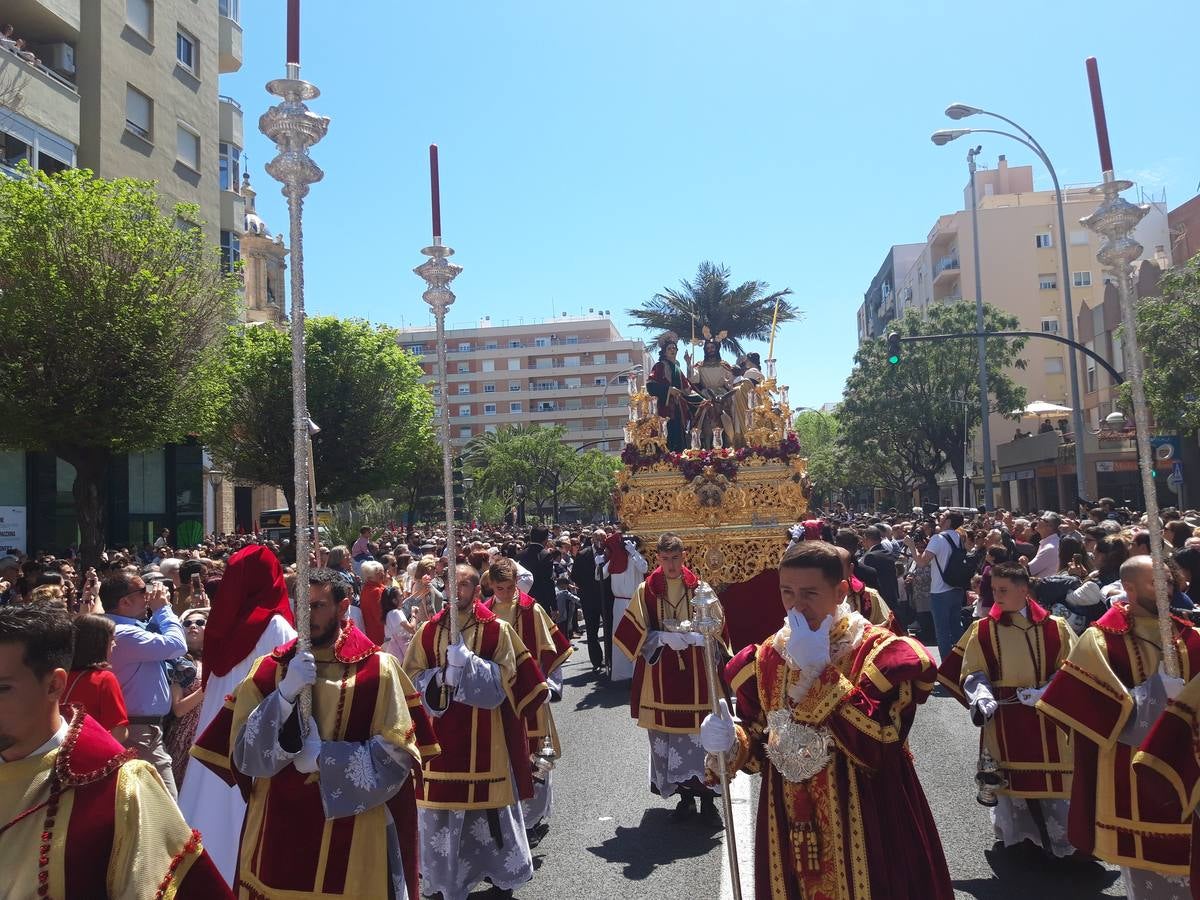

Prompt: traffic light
xmin=886 ymin=332 xmax=901 ymax=366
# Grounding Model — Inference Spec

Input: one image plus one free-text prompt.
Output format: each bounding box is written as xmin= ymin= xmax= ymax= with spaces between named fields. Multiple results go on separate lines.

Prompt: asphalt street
xmin=469 ymin=638 xmax=1127 ymax=900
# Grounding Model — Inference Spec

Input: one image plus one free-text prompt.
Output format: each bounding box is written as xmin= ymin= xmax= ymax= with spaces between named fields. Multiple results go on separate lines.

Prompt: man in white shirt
xmin=1026 ymin=512 xmax=1062 ymax=579
xmin=914 ymin=510 xmax=968 ymax=665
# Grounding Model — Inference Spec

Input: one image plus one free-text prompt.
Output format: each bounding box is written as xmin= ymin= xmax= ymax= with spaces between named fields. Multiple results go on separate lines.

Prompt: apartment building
xmin=398 ymin=317 xmax=651 ymax=453
xmin=858 ymin=155 xmax=1171 ymax=509
xmin=0 ymin=0 xmax=266 ymax=552
xmin=1168 ymin=193 xmax=1200 ymax=266
xmin=858 ymin=243 xmax=924 ymax=342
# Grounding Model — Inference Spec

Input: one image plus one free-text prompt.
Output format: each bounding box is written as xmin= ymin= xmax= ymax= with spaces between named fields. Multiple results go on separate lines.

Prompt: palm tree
xmin=628 ymin=261 xmax=799 ymax=358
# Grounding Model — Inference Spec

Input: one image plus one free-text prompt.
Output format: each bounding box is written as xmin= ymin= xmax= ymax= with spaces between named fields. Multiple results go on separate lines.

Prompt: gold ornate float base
xmin=617 ymin=454 xmax=809 ymax=590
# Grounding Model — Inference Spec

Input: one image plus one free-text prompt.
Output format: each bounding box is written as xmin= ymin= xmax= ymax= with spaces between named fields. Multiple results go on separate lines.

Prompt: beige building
xmin=859 ymin=155 xmax=1170 ymax=509
xmin=398 ymin=317 xmax=651 ymax=453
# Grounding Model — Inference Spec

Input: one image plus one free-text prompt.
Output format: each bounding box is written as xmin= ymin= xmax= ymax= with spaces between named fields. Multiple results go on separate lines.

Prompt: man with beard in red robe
xmin=701 ymin=540 xmax=952 ymax=899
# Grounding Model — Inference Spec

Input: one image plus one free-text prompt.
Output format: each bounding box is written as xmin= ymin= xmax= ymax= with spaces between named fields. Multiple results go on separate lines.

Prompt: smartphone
xmin=191 ymin=573 xmax=203 ymax=591
xmin=1074 ymin=554 xmax=1085 ymax=567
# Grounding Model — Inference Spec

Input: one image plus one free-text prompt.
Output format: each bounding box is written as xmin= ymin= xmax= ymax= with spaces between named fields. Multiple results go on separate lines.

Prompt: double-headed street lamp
xmin=932 ymin=104 xmax=1088 ymax=505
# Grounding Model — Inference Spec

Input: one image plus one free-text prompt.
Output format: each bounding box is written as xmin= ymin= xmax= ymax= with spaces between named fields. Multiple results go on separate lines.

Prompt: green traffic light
xmin=888 ymin=354 xmax=900 ymax=365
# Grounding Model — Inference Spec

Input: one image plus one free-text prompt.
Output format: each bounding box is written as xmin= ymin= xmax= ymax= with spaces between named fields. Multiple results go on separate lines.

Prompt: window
xmin=1070 ymin=230 xmax=1090 ymax=246
xmin=457 ymin=405 xmax=471 ymax=417
xmin=457 ymin=342 xmax=472 ymax=352
xmin=1044 ymin=356 xmax=1065 ymax=375
xmin=219 ymin=230 xmax=240 ymax=272
xmin=175 ymin=122 xmax=200 ymax=171
xmin=507 ymin=358 xmax=520 ymax=371
xmin=1035 ymin=232 xmax=1053 ymax=249
xmin=538 ymin=401 xmax=556 ymax=412
xmin=535 ymin=358 xmax=552 ymax=370
xmin=484 ymin=341 xmax=498 ymax=350
xmin=127 ymin=0 xmax=153 ymax=38
xmin=218 ymin=143 xmax=241 ymax=191
xmin=1086 ymin=341 xmax=1098 ymax=392
xmin=593 ymin=377 xmax=605 ymax=386
xmin=593 ymin=354 xmax=606 ymax=365
xmin=125 ymin=85 xmax=153 ymax=141
xmin=535 ymin=337 xmax=549 ymax=348
xmin=509 ymin=402 xmax=522 ymax=414
xmin=456 ymin=363 xmax=469 ymax=374
xmin=456 ymin=385 xmax=469 ymax=395
xmin=1040 ymin=317 xmax=1059 ymax=334
xmin=508 ymin=381 xmax=520 ymax=392
xmin=458 ymin=426 xmax=472 ymax=439
xmin=565 ymin=336 xmax=578 ymax=344
xmin=1038 ymin=273 xmax=1057 ymax=290
xmin=508 ymin=340 xmax=522 ymax=349
xmin=1091 ymin=304 xmax=1105 ymax=337
xmin=597 ymin=419 xmax=610 ymax=430
xmin=563 ymin=355 xmax=580 ymax=368
xmin=564 ymin=377 xmax=582 ymax=389
xmin=218 ymin=0 xmax=240 ymax=22
xmin=176 ymin=30 xmax=196 ymax=72
xmin=483 ymin=403 xmax=497 ymax=415
xmin=596 ymin=398 xmax=608 ymax=409
xmin=1073 ymin=271 xmax=1093 ymax=287
xmin=483 ymin=383 xmax=495 ymax=393
xmin=484 ymin=424 xmax=497 ymax=434
xmin=481 ymin=359 xmax=495 ymax=373
xmin=616 ymin=352 xmax=630 ymax=364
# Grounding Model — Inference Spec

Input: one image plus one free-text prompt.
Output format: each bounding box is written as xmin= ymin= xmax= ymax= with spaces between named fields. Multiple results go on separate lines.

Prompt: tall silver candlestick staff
xmin=414 ymin=145 xmax=463 ymax=649
xmin=1079 ymin=57 xmax=1178 ymax=677
xmin=260 ymin=7 xmax=330 ymax=723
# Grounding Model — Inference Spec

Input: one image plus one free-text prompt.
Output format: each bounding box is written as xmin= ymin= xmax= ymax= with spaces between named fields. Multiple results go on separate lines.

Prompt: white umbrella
xmin=1012 ymin=400 xmax=1074 ymax=418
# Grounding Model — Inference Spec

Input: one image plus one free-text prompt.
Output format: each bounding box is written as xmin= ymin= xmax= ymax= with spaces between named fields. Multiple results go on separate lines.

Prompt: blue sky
xmin=223 ymin=0 xmax=1197 ymax=411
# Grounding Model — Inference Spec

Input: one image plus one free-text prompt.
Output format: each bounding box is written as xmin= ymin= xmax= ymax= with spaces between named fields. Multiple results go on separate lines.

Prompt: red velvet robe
xmin=723 ymin=621 xmax=953 ymax=900
xmin=614 ymin=566 xmax=713 ymax=733
xmin=0 ymin=706 xmax=231 ymax=899
xmin=192 ymin=623 xmax=437 ymax=900
xmin=485 ymin=590 xmax=573 ymax=754
xmin=403 ymin=600 xmax=549 ymax=809
xmin=1133 ymin=673 xmax=1200 ymax=898
xmin=1038 ymin=602 xmax=1200 ymax=875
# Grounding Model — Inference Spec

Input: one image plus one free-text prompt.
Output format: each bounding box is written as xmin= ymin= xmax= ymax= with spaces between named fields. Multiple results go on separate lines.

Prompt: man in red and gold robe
xmin=614 ymin=531 xmax=721 ymax=822
xmin=484 ymin=556 xmax=572 ymax=842
xmin=1038 ymin=555 xmax=1197 ymax=898
xmin=701 ymin=540 xmax=952 ymax=899
xmin=0 ymin=604 xmax=231 ymax=899
xmin=938 ymin=562 xmax=1076 ymax=856
xmin=403 ymin=562 xmax=548 ymax=900
xmin=192 ymin=568 xmax=437 ymax=900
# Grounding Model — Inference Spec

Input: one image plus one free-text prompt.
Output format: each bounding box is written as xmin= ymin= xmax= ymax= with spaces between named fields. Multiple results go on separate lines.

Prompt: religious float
xmin=614 ymin=333 xmax=810 ymax=651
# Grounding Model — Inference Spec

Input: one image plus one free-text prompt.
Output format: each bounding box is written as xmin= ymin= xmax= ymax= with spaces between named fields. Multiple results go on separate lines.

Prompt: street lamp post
xmin=965 ymin=145 xmax=993 ymax=509
xmin=935 ymin=105 xmax=1089 ymax=505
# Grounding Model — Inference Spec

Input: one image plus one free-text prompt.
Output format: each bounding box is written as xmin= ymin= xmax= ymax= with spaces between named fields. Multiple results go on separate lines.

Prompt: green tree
xmin=207 ymin=317 xmax=434 ymax=516
xmin=839 ymin=302 xmax=1029 ymax=499
xmin=628 ymin=261 xmax=799 ymax=357
xmin=564 ymin=450 xmax=623 ymax=519
xmin=1134 ymin=255 xmax=1200 ymax=434
xmin=0 ymin=167 xmax=239 ymax=565
xmin=792 ymin=409 xmax=847 ymax=508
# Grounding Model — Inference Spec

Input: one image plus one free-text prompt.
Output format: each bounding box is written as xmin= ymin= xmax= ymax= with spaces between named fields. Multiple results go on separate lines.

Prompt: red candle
xmin=1085 ymin=57 xmax=1114 ymax=175
xmin=429 ymin=144 xmax=442 ymax=239
xmin=286 ymin=0 xmax=300 ymax=65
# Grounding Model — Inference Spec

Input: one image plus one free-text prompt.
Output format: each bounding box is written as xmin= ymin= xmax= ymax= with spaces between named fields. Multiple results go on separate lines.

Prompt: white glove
xmin=660 ymin=632 xmax=690 ymax=652
xmin=970 ymin=696 xmax=998 ymax=725
xmin=1160 ymin=663 xmax=1185 ymax=701
xmin=444 ymin=639 xmax=470 ymax=687
xmin=786 ymin=610 xmax=832 ymax=671
xmin=700 ymin=699 xmax=736 ymax=754
xmin=682 ymin=631 xmax=707 ymax=647
xmin=293 ymin=716 xmax=322 ymax=774
xmin=1016 ymin=686 xmax=1047 ymax=707
xmin=279 ymin=651 xmax=316 ymax=703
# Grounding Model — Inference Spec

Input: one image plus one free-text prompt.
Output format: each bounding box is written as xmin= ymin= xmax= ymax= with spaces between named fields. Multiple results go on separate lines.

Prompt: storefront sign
xmin=1096 ymin=461 xmax=1115 ymax=473
xmin=0 ymin=506 xmax=26 ymax=554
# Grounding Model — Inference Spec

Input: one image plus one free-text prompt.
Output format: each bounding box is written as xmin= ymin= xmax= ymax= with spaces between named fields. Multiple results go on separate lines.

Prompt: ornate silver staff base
xmin=261 ymin=61 xmax=330 ymax=724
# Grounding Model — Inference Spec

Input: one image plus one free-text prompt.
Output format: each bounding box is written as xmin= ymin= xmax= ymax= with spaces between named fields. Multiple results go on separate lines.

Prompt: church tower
xmin=239 ymin=173 xmax=288 ymax=326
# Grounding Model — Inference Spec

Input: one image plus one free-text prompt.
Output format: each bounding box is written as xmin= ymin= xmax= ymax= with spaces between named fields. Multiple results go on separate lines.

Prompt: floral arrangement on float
xmin=621 ymin=433 xmax=803 ymax=482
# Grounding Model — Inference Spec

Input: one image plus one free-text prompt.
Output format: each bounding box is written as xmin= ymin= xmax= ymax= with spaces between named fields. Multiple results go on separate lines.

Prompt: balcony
xmin=932 ymin=255 xmax=960 ymax=282
xmin=0 ymin=51 xmax=79 ymax=147
xmin=220 ymin=188 xmax=244 ymax=233
xmin=5 ymin=0 xmax=80 ymax=39
xmin=218 ymin=95 xmax=243 ymax=147
xmin=218 ymin=13 xmax=243 ymax=74
xmin=996 ymin=429 xmax=1062 ymax=470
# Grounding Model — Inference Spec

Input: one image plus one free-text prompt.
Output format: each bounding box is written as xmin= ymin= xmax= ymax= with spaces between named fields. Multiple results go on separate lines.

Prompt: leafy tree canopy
xmin=1134 ymin=254 xmax=1200 ymax=433
xmin=0 ymin=166 xmax=239 ymax=563
xmin=207 ymin=317 xmax=434 ymax=508
xmin=628 ymin=261 xmax=799 ymax=358
xmin=839 ymin=301 xmax=1029 ymax=492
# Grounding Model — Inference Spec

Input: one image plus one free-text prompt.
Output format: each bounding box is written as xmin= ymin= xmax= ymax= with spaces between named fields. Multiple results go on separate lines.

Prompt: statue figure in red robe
xmin=645 ymin=332 xmax=703 ymax=453
xmin=700 ymin=541 xmax=953 ymax=899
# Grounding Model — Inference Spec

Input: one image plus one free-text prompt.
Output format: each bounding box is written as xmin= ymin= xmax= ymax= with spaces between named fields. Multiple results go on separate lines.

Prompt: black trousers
xmin=580 ymin=593 xmax=605 ymax=669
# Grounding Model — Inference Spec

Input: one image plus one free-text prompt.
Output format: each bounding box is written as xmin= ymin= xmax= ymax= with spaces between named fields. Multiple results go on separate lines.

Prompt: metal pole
xmin=1082 ymin=174 xmax=1179 ymax=677
xmin=966 ymin=148 xmax=995 ymax=509
xmin=261 ymin=61 xmax=329 ymax=726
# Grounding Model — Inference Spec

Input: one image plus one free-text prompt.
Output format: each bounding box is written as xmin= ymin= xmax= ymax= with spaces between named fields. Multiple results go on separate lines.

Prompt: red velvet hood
xmin=203 ymin=545 xmax=295 ymax=687
xmin=605 ymin=533 xmax=629 ymax=575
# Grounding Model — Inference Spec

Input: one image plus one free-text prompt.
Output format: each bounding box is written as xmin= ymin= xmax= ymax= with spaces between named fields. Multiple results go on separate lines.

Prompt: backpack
xmin=933 ymin=531 xmax=974 ymax=590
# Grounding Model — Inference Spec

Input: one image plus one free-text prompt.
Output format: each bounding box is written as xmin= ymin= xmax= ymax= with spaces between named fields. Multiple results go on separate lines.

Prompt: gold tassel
xmin=791 ymin=821 xmax=820 ymax=873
